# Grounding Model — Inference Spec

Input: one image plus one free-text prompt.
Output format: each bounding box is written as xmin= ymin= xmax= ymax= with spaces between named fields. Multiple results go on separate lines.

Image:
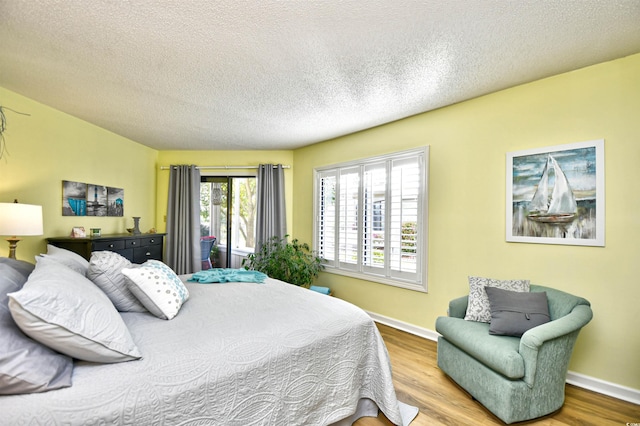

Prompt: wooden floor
xmin=354 ymin=323 xmax=639 ymax=426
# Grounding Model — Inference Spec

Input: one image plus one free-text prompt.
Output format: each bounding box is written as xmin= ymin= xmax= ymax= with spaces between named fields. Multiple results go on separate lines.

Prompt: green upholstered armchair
xmin=435 ymin=285 xmax=593 ymax=424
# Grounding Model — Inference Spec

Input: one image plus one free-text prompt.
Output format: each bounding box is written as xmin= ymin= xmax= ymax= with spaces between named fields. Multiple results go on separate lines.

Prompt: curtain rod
xmin=160 ymin=165 xmax=290 ymax=170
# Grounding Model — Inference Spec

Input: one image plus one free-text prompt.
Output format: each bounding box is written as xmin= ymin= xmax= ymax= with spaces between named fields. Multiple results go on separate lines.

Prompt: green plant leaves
xmin=242 ymin=235 xmax=324 ymax=286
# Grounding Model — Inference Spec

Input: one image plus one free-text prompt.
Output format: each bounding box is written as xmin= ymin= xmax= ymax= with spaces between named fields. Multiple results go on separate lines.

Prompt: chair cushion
xmin=435 ymin=316 xmax=524 ymax=379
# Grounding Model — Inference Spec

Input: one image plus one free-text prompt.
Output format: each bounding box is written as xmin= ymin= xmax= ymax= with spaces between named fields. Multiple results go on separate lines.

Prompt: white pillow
xmin=38 ymin=244 xmax=90 ymax=275
xmin=87 ymin=251 xmax=147 ymax=312
xmin=8 ymin=258 xmax=141 ymax=363
xmin=464 ymin=276 xmax=530 ymax=323
xmin=122 ymin=260 xmax=189 ymax=320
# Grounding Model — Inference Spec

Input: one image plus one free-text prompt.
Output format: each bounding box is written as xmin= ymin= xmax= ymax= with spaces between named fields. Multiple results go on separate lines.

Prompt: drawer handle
xmin=149 ymin=239 xmax=155 ymax=243
xmin=132 ymin=241 xmax=136 ymax=245
xmin=108 ymin=244 xmax=114 ymax=248
xmin=146 ymin=252 xmax=151 ymax=256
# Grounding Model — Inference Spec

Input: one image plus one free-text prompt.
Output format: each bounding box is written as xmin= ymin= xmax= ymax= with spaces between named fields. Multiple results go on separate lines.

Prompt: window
xmin=314 ymin=147 xmax=429 ymax=292
xmin=201 ymin=176 xmax=257 ymax=268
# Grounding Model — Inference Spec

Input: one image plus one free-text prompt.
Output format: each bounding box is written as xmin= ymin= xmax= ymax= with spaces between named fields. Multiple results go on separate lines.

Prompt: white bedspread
xmin=1 ymin=277 xmax=404 ymax=425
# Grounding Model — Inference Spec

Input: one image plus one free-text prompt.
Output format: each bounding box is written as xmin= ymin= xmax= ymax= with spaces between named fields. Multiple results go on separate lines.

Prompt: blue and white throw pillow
xmin=122 ymin=260 xmax=189 ymax=320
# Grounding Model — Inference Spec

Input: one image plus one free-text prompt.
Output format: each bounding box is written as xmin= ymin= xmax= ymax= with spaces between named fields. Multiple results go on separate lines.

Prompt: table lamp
xmin=0 ymin=200 xmax=44 ymax=259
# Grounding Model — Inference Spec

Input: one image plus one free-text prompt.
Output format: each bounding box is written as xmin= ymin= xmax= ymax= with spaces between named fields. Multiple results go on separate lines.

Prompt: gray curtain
xmin=166 ymin=165 xmax=201 ymax=274
xmin=255 ymin=164 xmax=287 ymax=250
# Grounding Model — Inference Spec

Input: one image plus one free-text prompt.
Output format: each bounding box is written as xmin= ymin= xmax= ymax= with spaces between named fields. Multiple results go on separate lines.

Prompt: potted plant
xmin=242 ymin=235 xmax=324 ymax=287
xmin=209 ymin=244 xmax=219 ymax=268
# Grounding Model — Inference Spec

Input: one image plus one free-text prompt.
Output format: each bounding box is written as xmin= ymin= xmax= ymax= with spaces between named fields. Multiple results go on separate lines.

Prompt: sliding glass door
xmin=200 ymin=176 xmax=257 ymax=268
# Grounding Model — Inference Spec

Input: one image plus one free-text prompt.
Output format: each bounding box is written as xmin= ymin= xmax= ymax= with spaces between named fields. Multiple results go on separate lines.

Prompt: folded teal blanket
xmin=189 ymin=269 xmax=268 ymax=284
xmin=310 ymin=285 xmax=331 ymax=295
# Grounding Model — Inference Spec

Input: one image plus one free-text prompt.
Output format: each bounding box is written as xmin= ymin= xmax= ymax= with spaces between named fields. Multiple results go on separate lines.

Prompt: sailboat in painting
xmin=527 ymin=155 xmax=577 ymax=224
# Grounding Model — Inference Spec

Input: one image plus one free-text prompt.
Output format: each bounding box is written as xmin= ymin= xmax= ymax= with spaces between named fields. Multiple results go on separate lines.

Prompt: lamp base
xmin=6 ymin=237 xmax=21 ymax=260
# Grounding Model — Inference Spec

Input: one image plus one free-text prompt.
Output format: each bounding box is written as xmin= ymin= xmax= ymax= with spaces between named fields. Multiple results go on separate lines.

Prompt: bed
xmin=0 ymin=251 xmax=408 ymax=426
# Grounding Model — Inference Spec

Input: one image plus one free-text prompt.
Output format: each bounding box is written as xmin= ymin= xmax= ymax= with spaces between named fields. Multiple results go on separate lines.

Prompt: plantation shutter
xmin=363 ymin=162 xmax=386 ymax=274
xmin=317 ymin=171 xmax=337 ymax=266
xmin=338 ymin=167 xmax=359 ymax=270
xmin=313 ymin=146 xmax=428 ymax=292
xmin=388 ymin=156 xmax=421 ymax=281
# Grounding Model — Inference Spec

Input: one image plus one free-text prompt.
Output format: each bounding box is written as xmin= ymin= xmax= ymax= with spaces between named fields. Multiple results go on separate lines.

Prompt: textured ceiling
xmin=1 ymin=1 xmax=640 ymax=151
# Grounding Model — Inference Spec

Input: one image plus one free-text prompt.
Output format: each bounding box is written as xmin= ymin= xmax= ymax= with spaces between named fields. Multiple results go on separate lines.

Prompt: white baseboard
xmin=367 ymin=310 xmax=440 ymax=342
xmin=366 ymin=310 xmax=640 ymax=406
xmin=566 ymin=372 xmax=640 ymax=405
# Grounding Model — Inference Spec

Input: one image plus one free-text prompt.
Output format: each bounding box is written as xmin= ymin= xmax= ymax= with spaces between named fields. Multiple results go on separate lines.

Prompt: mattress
xmin=1 ymin=277 xmax=404 ymax=425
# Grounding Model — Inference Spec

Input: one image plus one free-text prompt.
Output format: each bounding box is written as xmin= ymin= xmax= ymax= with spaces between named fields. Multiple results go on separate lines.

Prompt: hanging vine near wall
xmin=0 ymin=106 xmax=31 ymax=160
xmin=0 ymin=106 xmax=7 ymax=160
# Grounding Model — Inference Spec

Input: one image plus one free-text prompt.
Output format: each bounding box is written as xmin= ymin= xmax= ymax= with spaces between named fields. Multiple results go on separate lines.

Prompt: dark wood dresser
xmin=47 ymin=233 xmax=166 ymax=263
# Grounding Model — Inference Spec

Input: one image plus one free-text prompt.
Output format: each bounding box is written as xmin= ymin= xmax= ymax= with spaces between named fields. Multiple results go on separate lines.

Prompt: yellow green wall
xmin=293 ymin=53 xmax=640 ymax=390
xmin=155 ymin=150 xmax=294 ymax=234
xmin=0 ymin=87 xmax=158 ymax=261
xmin=2 ymin=52 xmax=638 ymax=393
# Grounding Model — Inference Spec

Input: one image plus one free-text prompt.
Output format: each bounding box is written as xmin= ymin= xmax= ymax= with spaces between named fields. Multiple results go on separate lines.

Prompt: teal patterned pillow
xmin=122 ymin=260 xmax=189 ymax=320
xmin=464 ymin=276 xmax=529 ymax=323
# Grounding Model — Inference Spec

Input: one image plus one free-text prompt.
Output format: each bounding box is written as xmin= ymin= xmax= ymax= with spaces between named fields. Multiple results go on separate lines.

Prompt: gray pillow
xmin=0 ymin=257 xmax=35 ymax=280
xmin=0 ymin=262 xmax=73 ymax=395
xmin=87 ymin=251 xmax=147 ymax=312
xmin=8 ymin=258 xmax=141 ymax=363
xmin=464 ymin=276 xmax=530 ymax=323
xmin=485 ymin=286 xmax=551 ymax=337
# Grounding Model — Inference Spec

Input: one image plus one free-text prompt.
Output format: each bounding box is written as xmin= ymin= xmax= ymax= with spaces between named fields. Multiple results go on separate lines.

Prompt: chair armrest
xmin=448 ymin=295 xmax=468 ymax=318
xmin=521 ymin=304 xmax=593 ymax=349
xmin=519 ymin=304 xmax=593 ymax=387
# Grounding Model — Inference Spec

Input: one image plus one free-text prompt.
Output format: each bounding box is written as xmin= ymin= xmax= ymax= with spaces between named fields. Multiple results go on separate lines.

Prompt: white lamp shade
xmin=0 ymin=203 xmax=44 ymax=236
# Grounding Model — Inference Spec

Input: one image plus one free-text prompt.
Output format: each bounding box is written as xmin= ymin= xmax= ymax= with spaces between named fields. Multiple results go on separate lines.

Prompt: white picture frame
xmin=506 ymin=139 xmax=605 ymax=246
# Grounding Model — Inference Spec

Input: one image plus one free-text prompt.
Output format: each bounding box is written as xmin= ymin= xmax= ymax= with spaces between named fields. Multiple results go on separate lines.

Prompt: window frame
xmin=200 ymin=172 xmax=258 ymax=268
xmin=313 ymin=146 xmax=429 ymax=292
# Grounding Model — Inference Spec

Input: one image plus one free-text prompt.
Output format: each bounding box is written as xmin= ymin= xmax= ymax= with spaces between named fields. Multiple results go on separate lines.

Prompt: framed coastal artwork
xmin=62 ymin=180 xmax=124 ymax=217
xmin=87 ymin=184 xmax=108 ymax=216
xmin=62 ymin=180 xmax=88 ymax=216
xmin=506 ymin=139 xmax=605 ymax=246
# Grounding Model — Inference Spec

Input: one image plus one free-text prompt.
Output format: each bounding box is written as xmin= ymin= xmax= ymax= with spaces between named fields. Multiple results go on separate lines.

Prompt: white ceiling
xmin=1 ymin=1 xmax=640 ymax=151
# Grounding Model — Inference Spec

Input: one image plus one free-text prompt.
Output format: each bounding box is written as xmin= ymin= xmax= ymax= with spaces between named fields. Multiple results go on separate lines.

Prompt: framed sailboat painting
xmin=506 ymin=139 xmax=605 ymax=246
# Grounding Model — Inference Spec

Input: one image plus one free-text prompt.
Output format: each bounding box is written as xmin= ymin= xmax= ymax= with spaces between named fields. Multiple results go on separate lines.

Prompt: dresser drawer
xmin=133 ymin=244 xmax=162 ymax=263
xmin=140 ymin=236 xmax=162 ymax=246
xmin=126 ymin=238 xmax=141 ymax=248
xmin=93 ymin=240 xmax=125 ymax=251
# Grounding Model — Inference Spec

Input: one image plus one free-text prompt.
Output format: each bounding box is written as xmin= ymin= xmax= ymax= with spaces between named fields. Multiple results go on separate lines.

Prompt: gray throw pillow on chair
xmin=486 ymin=286 xmax=550 ymax=337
